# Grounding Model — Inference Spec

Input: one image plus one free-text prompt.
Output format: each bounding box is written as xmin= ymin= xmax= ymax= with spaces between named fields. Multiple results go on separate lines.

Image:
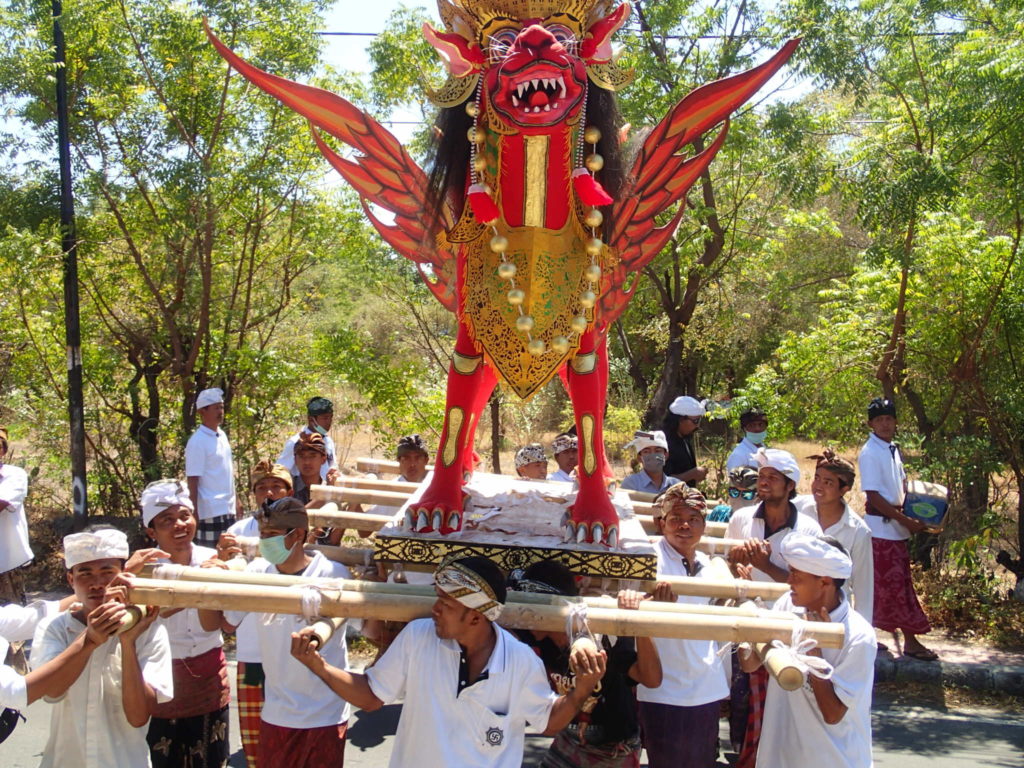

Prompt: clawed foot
xmin=403 ymin=491 xmax=469 ymax=535
xmin=565 ymin=488 xmax=621 ymax=546
xmin=564 ymin=519 xmax=619 ymax=547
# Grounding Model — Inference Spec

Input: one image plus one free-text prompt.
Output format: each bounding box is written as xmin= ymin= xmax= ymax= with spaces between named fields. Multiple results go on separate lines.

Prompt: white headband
xmin=755 ymin=447 xmax=801 ymax=485
xmin=196 ymin=387 xmax=224 ymax=409
xmin=64 ymin=529 xmax=129 ymax=569
xmin=779 ymin=532 xmax=852 ymax=579
xmin=625 ymin=430 xmax=668 ymax=453
xmin=669 ymin=396 xmax=706 ymax=417
xmin=140 ymin=479 xmax=194 ymax=526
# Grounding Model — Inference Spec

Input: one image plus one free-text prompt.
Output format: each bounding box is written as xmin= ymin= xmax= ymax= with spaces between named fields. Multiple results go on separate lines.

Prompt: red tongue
xmin=528 ymin=89 xmax=549 ymax=107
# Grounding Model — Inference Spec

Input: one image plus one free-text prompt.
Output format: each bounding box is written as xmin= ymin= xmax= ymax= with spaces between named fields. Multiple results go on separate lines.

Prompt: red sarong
xmin=871 ymin=538 xmax=931 ymax=635
xmin=737 ymin=666 xmax=768 ymax=768
xmin=258 ymin=721 xmax=347 ymax=768
xmin=151 ymin=645 xmax=230 ymax=720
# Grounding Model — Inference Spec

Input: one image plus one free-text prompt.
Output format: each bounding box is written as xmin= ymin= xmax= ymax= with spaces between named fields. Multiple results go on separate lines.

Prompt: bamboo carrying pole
xmin=308 ymin=485 xmax=729 ymax=538
xmin=114 ymin=604 xmax=147 ymax=635
xmin=140 ymin=565 xmax=796 ymax=622
xmin=309 ymin=616 xmax=346 ymax=649
xmin=124 ymin=577 xmax=843 ymax=647
xmin=754 ymin=641 xmax=806 ymax=691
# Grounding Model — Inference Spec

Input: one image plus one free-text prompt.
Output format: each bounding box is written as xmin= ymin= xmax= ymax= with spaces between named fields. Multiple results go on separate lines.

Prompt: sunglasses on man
xmin=728 ymin=488 xmax=757 ymax=500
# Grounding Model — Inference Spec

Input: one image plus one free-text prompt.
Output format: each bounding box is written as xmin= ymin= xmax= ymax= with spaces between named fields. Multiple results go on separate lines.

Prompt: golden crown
xmin=438 ymin=0 xmax=619 ymax=35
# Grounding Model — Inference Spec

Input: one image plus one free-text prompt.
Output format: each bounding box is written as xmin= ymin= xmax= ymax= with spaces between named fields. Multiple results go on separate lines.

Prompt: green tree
xmin=0 ymin=0 xmax=352 ymax=509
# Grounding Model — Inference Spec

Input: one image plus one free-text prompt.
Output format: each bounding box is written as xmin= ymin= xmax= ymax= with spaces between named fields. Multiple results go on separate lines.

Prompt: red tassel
xmin=572 ymin=168 xmax=613 ymax=206
xmin=467 ymin=184 xmax=500 ymax=224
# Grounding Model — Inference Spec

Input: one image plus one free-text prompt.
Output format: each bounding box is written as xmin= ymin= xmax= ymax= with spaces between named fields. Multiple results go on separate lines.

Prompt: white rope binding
xmin=770 ymin=617 xmax=834 ymax=682
xmin=293 ymin=581 xmax=345 ymax=623
xmin=151 ymin=564 xmax=185 ymax=580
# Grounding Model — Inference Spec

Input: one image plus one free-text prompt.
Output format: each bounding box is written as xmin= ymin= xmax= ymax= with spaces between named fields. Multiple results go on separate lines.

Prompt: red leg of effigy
xmin=566 ymin=333 xmax=619 ymax=545
xmin=408 ymin=324 xmax=496 ymax=534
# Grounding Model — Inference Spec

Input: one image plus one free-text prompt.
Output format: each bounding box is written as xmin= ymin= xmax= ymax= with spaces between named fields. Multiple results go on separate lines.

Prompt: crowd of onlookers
xmin=0 ymin=390 xmax=927 ymax=767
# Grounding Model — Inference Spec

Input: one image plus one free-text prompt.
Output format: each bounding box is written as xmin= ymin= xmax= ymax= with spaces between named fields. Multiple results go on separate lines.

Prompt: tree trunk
xmin=996 ymin=469 xmax=1024 ymax=599
xmin=643 ymin=318 xmax=685 ymax=428
xmin=489 ymin=392 xmax=502 ymax=474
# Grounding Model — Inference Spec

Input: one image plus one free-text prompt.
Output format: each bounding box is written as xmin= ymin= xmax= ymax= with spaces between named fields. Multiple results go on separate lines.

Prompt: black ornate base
xmin=373 ymin=531 xmax=656 ymax=580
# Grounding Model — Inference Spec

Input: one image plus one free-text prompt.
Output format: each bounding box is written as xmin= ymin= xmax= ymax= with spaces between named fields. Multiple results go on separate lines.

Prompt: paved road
xmin=5 ymin=665 xmax=1022 ymax=766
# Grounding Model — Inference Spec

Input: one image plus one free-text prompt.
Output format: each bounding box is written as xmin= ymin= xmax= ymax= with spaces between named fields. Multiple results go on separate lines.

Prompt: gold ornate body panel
xmin=463 ymin=221 xmax=600 ymax=399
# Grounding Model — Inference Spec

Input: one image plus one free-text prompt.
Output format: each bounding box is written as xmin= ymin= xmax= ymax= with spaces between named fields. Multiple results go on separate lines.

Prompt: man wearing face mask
xmin=203 ymin=497 xmax=352 ymax=766
xmin=621 ymin=431 xmax=682 ymax=494
xmin=726 ymin=408 xmax=770 ymax=471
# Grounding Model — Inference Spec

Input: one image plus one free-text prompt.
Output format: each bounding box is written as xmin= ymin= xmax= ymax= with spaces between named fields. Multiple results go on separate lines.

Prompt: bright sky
xmin=320 ymin=2 xmax=431 ymax=73
xmin=316 ymin=1 xmax=810 ymax=136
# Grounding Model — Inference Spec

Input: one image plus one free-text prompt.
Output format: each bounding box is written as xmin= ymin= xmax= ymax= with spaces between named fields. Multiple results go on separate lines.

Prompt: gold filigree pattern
xmin=427 ymin=73 xmax=481 ymax=107
xmin=586 ymin=62 xmax=635 ymax=92
xmin=464 ymin=223 xmax=592 ymax=399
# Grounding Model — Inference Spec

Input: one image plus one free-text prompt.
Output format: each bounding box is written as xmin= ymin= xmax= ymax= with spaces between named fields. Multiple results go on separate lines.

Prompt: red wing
xmin=601 ymin=39 xmax=800 ymax=328
xmin=206 ymin=22 xmax=458 ymax=313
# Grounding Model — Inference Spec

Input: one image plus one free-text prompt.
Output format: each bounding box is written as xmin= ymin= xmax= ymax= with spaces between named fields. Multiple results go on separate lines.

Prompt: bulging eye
xmin=545 ymin=23 xmax=574 ymax=43
xmin=489 ymin=27 xmax=519 ymax=50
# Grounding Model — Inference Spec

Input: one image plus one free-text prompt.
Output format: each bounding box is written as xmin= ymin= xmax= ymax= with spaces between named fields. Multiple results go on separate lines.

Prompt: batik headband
xmin=435 ymin=560 xmax=504 ymax=621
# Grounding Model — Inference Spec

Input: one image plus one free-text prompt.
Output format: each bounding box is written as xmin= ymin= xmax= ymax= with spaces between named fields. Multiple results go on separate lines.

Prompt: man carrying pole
xmin=739 ymin=532 xmax=876 ymax=768
xmin=288 ymin=555 xmax=607 ymax=768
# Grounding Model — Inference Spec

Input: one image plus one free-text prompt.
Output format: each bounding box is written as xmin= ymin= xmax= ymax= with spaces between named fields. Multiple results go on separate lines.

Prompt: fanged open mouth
xmin=489 ymin=62 xmax=584 ymax=127
xmin=510 ymin=75 xmax=568 ymax=113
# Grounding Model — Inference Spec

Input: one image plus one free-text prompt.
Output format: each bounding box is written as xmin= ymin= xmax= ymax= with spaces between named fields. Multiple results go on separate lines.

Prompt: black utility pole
xmin=52 ymin=0 xmax=88 ymax=529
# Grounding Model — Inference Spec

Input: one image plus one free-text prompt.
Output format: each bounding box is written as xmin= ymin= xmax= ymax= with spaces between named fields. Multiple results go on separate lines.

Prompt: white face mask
xmin=641 ymin=452 xmax=667 ymax=473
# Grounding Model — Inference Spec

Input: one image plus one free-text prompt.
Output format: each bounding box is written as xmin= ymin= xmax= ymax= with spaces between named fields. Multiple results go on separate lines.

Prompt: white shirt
xmin=276 ymin=428 xmax=338 ymax=482
xmin=620 ymin=471 xmax=680 ymax=494
xmin=367 ymin=473 xmax=421 ymax=517
xmin=225 ymin=551 xmax=352 ymax=729
xmin=34 ymin=612 xmax=174 ymax=768
xmin=0 ymin=600 xmax=60 ymax=708
xmin=726 ymin=503 xmax=823 ymax=596
xmin=0 ymin=462 xmax=32 ymax=573
xmin=366 ymin=618 xmax=557 ymax=768
xmin=547 ymin=468 xmax=574 ymax=483
xmin=184 ymin=425 xmax=236 ymax=520
xmin=226 ymin=516 xmax=262 ymax=664
xmin=858 ymin=433 xmax=909 ymax=540
xmin=757 ymin=593 xmax=876 ymax=768
xmin=726 ymin=438 xmax=763 ymax=471
xmin=156 ymin=546 xmax=223 ymax=659
xmin=796 ymin=497 xmax=875 ymax=624
xmin=637 ymin=543 xmax=728 ymax=707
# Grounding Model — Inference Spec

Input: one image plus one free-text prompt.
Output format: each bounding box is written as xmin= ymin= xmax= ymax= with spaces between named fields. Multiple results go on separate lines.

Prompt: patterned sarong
xmin=195 ymin=514 xmax=235 ymax=548
xmin=258 ymin=721 xmax=347 ymax=767
xmin=541 ymin=729 xmax=641 ymax=768
xmin=147 ymin=704 xmax=230 ymax=768
xmin=237 ymin=661 xmax=265 ymax=768
xmin=148 ymin=646 xmax=231 ymax=768
xmin=737 ymin=666 xmax=768 ymax=768
xmin=872 ymin=537 xmax=931 ymax=635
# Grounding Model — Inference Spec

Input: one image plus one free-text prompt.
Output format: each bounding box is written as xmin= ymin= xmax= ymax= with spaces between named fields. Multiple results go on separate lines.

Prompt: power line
xmin=315 ymin=30 xmax=970 ymax=40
